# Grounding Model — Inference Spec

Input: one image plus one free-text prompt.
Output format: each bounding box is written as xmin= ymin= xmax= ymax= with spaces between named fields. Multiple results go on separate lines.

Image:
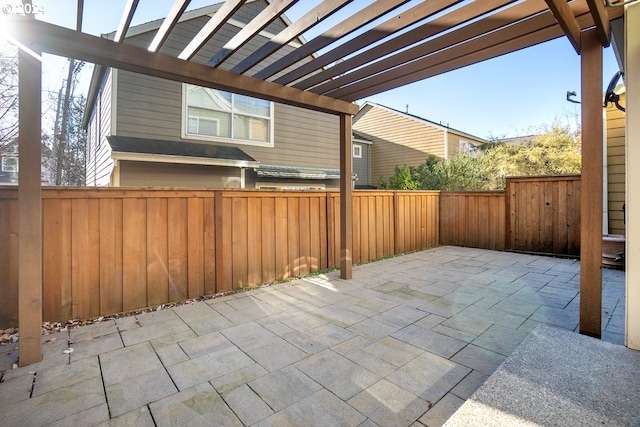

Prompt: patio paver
xmin=0 ymin=246 xmax=631 ymax=426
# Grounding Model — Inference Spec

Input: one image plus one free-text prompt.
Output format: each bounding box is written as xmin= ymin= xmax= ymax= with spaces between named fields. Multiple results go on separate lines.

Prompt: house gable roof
xmin=355 ymin=101 xmax=487 ymax=145
xmin=107 ymin=135 xmax=259 ymax=168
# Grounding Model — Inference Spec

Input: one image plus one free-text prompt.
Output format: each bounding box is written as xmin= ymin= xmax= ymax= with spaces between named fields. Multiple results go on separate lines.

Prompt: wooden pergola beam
xmin=178 ymin=0 xmax=246 ymax=61
xmin=312 ymin=0 xmax=544 ymax=97
xmin=208 ymin=0 xmax=297 ymax=67
xmin=579 ymin=28 xmax=603 ymax=338
xmin=232 ymin=0 xmax=352 ymax=74
xmin=278 ymin=0 xmax=465 ymax=87
xmin=544 ymin=0 xmax=582 ymax=53
xmin=329 ymin=3 xmax=561 ymax=101
xmin=148 ymin=0 xmax=191 ymax=53
xmin=17 ymin=46 xmax=42 ymax=366
xmin=9 ymin=17 xmax=358 ymax=116
xmin=585 ymin=0 xmax=611 ymax=47
xmin=114 ymin=0 xmax=139 ymax=42
xmin=253 ymin=0 xmax=410 ymax=80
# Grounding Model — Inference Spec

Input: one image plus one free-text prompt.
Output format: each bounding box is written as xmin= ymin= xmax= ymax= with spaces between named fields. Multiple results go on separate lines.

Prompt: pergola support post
xmin=579 ymin=28 xmax=603 ymax=339
xmin=625 ymin=2 xmax=640 ymax=350
xmin=339 ymin=113 xmax=352 ymax=279
xmin=18 ymin=47 xmax=43 ymax=366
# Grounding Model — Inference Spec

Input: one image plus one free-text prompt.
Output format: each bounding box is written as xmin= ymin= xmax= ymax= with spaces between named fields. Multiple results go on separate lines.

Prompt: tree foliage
xmin=379 ymin=123 xmax=581 ymax=191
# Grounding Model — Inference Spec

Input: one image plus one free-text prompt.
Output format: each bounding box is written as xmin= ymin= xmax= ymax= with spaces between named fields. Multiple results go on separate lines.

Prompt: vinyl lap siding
xmin=353 ymin=143 xmax=370 ymax=186
xmin=119 ymin=161 xmax=241 ymax=188
xmin=354 ymin=105 xmax=445 ymax=184
xmin=115 ymin=1 xmax=339 ymax=173
xmin=86 ymin=69 xmax=114 ymax=186
xmin=607 ymin=92 xmax=625 ymax=235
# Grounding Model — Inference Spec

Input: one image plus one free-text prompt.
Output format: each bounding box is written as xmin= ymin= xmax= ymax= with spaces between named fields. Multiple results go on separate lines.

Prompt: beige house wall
xmin=354 ymin=104 xmax=445 ymax=185
xmin=607 ymin=91 xmax=626 ymax=235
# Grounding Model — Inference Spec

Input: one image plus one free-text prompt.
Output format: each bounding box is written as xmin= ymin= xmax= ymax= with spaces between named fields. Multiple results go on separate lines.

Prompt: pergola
xmin=7 ymin=0 xmax=631 ymax=365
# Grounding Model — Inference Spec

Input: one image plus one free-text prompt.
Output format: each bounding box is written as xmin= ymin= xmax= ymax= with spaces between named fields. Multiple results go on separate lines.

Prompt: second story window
xmin=1 ymin=156 xmax=18 ymax=172
xmin=184 ymin=84 xmax=274 ymax=147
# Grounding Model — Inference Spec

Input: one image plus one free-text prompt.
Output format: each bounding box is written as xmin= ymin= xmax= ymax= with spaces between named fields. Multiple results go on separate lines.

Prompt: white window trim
xmin=353 ymin=144 xmax=362 ymax=159
xmin=1 ymin=156 xmax=18 ymax=172
xmin=182 ymin=83 xmax=275 ymax=148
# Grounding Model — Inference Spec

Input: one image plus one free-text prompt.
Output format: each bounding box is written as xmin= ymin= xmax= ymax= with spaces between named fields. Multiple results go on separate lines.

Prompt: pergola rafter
xmin=7 ymin=0 xmax=626 ymax=365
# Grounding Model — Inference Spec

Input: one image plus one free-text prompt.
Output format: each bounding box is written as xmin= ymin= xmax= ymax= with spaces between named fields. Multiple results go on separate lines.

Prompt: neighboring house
xmin=0 ymin=139 xmax=19 ymax=184
xmin=0 ymin=138 xmax=54 ymax=185
xmin=352 ymin=130 xmax=373 ymax=189
xmin=606 ymin=87 xmax=626 ymax=235
xmin=352 ymin=102 xmax=486 ymax=186
xmin=83 ymin=0 xmax=340 ymax=190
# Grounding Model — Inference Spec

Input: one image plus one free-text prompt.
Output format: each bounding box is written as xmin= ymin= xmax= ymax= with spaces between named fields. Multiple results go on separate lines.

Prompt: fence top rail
xmin=506 ymin=175 xmax=581 ymax=183
xmin=440 ymin=191 xmax=505 ymax=196
xmin=0 ymin=186 xmax=221 ymax=199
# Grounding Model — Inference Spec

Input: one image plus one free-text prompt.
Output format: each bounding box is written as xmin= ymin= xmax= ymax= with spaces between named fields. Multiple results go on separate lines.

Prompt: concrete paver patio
xmin=0 ymin=246 xmax=627 ymax=426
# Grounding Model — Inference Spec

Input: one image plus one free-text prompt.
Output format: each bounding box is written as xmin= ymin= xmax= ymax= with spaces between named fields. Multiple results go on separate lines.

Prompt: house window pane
xmin=1 ymin=156 xmax=18 ymax=172
xmin=187 ymin=86 xmax=231 ymax=111
xmin=234 ymin=114 xmax=269 ymax=142
xmin=188 ymin=107 xmax=230 ymax=138
xmin=234 ymin=94 xmax=270 ymax=117
xmin=353 ymin=144 xmax=362 ymax=158
xmin=185 ymin=84 xmax=272 ymax=145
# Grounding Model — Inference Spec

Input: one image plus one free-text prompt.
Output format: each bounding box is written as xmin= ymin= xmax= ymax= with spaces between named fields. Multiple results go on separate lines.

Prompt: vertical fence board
xmin=368 ymin=196 xmax=376 ymax=259
xmin=288 ymin=198 xmax=300 ymax=277
xmin=220 ymin=197 xmax=233 ymax=292
xmin=42 ymin=199 xmax=71 ymax=322
xmin=309 ymin=196 xmax=320 ymax=272
xmin=231 ymin=197 xmax=248 ymax=288
xmin=319 ymin=194 xmax=328 ymax=270
xmin=188 ymin=198 xmax=205 ymax=297
xmin=275 ymin=197 xmax=289 ymax=280
xmin=0 ymin=198 xmax=18 ymax=326
xmin=261 ymin=197 xmax=276 ymax=283
xmin=299 ymin=197 xmax=310 ymax=276
xmin=71 ymin=199 xmax=100 ymax=319
xmin=147 ymin=198 xmax=168 ymax=306
xmin=123 ymin=198 xmax=147 ymax=311
xmin=203 ymin=197 xmax=216 ymax=295
xmin=247 ymin=197 xmax=262 ymax=286
xmin=99 ymin=198 xmax=123 ymax=316
xmin=168 ymin=198 xmax=188 ymax=300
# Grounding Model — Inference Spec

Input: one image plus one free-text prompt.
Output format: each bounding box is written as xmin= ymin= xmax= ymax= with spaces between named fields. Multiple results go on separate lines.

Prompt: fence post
xmin=214 ymin=190 xmax=226 ymax=293
xmin=504 ymin=177 xmax=512 ymax=250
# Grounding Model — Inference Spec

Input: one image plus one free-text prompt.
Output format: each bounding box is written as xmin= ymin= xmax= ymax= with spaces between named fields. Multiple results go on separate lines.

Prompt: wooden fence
xmin=505 ymin=175 xmax=581 ymax=255
xmin=440 ymin=192 xmax=506 ymax=250
xmin=0 ymin=176 xmax=581 ymax=326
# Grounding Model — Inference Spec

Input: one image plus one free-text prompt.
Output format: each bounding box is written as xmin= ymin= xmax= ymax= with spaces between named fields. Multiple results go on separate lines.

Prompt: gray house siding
xmin=86 ymin=69 xmax=113 ymax=186
xmin=115 ymin=72 xmax=339 ymax=170
xmin=119 ymin=161 xmax=241 ymax=188
xmin=353 ymin=143 xmax=371 ymax=187
xmin=85 ymin=0 xmax=339 ymax=188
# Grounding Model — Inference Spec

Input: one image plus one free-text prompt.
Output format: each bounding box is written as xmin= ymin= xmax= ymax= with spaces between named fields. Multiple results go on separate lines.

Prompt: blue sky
xmin=3 ymin=0 xmax=622 ymax=139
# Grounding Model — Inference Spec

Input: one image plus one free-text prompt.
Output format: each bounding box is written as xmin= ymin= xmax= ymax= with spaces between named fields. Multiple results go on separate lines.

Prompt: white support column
xmin=625 ymin=2 xmax=640 ymax=349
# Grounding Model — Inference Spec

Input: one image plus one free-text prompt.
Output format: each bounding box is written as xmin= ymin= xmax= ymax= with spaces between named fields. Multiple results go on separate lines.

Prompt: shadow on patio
xmin=0 ymin=246 xmax=633 ymax=426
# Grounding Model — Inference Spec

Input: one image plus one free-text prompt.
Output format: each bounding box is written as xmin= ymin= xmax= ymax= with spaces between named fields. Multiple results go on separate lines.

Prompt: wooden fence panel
xmin=0 ymin=179 xmax=582 ymax=326
xmin=505 ymin=176 xmax=581 ymax=255
xmin=395 ymin=192 xmax=439 ymax=253
xmin=0 ymin=195 xmax=19 ymax=327
xmin=440 ymin=192 xmax=505 ymax=250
